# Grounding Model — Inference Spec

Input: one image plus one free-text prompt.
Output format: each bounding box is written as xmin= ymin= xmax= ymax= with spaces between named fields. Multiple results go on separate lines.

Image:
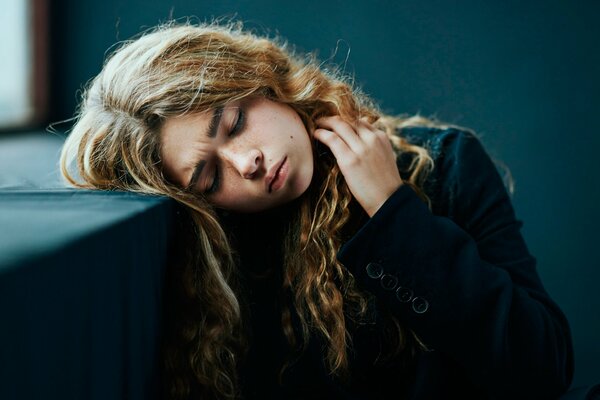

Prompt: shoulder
xmin=394 ymin=125 xmax=512 ymax=223
xmin=396 ymin=124 xmax=485 ymax=168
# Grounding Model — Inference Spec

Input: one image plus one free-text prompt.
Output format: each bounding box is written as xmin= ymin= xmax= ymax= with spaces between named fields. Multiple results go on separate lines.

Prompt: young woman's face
xmin=160 ymin=96 xmax=314 ymax=213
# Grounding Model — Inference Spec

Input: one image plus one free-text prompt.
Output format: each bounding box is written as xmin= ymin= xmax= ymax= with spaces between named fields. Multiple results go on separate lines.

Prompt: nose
xmin=222 ymin=147 xmax=263 ymax=179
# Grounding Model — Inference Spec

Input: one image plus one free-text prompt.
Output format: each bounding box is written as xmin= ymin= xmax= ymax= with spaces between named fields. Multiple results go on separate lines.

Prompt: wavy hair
xmin=59 ymin=19 xmax=478 ymax=399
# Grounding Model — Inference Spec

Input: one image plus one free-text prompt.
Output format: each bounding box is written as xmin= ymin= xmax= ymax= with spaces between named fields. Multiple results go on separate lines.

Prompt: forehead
xmin=159 ymin=111 xmax=213 ymax=185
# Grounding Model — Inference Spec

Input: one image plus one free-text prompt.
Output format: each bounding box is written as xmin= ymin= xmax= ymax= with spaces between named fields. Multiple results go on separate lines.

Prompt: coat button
xmin=412 ymin=297 xmax=429 ymax=314
xmin=380 ymin=274 xmax=398 ymax=291
xmin=366 ymin=262 xmax=383 ymax=279
xmin=395 ymin=286 xmax=413 ymax=303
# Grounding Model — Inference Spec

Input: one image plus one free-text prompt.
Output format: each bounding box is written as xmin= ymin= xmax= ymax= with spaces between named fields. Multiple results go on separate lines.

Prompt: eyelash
xmin=229 ymin=108 xmax=245 ymax=137
xmin=205 ymin=108 xmax=245 ymax=195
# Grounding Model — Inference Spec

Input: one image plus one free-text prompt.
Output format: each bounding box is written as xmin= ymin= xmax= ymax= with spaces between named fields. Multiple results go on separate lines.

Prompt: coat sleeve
xmin=337 ymin=128 xmax=574 ymax=399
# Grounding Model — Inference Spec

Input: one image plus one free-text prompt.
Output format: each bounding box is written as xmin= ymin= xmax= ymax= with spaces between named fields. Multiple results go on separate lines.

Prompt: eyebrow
xmin=186 ymin=105 xmax=224 ymax=191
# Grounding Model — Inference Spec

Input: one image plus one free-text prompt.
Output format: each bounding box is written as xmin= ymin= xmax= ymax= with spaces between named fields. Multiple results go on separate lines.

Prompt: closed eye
xmin=205 ymin=107 xmax=246 ymax=195
xmin=229 ymin=107 xmax=245 ymax=136
xmin=205 ymin=162 xmax=220 ymax=195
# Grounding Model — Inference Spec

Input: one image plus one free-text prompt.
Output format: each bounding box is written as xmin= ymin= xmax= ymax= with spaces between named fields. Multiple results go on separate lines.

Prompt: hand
xmin=313 ymin=116 xmax=403 ymax=217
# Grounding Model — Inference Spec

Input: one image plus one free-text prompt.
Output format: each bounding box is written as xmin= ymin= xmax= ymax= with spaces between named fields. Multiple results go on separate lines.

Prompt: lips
xmin=265 ymin=156 xmax=288 ymax=193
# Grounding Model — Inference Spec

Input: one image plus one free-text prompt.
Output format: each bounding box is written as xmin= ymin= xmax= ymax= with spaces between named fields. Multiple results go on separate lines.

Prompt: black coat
xmin=232 ymin=126 xmax=574 ymax=399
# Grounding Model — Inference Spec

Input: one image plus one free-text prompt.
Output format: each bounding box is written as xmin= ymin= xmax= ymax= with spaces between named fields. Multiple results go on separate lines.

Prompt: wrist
xmin=366 ymin=181 xmax=405 ymax=217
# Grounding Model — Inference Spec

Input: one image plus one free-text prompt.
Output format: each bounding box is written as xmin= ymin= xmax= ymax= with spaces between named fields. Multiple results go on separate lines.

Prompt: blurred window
xmin=0 ymin=0 xmax=46 ymax=129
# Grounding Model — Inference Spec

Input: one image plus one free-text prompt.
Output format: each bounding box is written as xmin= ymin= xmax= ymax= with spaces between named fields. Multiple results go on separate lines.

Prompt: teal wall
xmin=49 ymin=0 xmax=600 ymax=386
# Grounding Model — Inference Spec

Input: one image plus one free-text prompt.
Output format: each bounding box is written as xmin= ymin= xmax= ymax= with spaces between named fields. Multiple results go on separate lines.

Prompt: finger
xmin=315 ymin=116 xmax=363 ymax=153
xmin=313 ymin=128 xmax=356 ymax=166
xmin=351 ymin=125 xmax=388 ymax=159
xmin=354 ymin=120 xmax=378 ymax=143
xmin=356 ymin=118 xmax=388 ymax=142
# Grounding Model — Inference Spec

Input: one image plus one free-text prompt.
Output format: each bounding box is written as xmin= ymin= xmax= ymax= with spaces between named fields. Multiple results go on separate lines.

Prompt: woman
xmin=60 ymin=20 xmax=574 ymax=399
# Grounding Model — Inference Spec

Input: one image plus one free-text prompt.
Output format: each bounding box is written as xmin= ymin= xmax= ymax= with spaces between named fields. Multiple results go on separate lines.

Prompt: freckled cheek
xmin=215 ymin=180 xmax=258 ymax=209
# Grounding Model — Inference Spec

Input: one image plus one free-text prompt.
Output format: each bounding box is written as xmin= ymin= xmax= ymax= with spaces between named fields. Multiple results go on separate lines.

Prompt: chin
xmin=296 ymin=164 xmax=315 ymax=197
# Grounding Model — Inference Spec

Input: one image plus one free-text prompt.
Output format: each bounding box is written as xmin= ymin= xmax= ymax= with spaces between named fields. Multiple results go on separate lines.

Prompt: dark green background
xmin=47 ymin=0 xmax=599 ymax=386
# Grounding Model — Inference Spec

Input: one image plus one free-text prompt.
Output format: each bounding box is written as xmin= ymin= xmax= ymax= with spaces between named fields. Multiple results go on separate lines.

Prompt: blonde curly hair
xmin=60 ymin=18 xmax=454 ymax=399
